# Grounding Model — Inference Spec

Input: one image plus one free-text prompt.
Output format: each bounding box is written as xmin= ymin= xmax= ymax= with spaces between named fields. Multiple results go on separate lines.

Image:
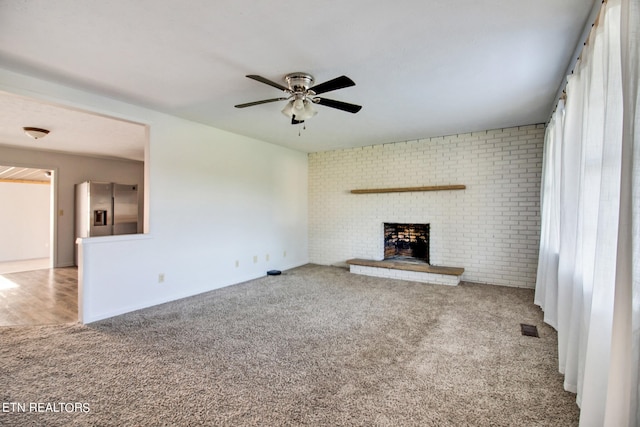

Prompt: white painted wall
xmin=309 ymin=125 xmax=544 ymax=288
xmin=77 ymin=115 xmax=308 ymax=322
xmin=0 ymin=67 xmax=309 ymax=323
xmin=0 ymin=181 xmax=50 ymax=262
xmin=0 ymin=147 xmax=144 ymax=267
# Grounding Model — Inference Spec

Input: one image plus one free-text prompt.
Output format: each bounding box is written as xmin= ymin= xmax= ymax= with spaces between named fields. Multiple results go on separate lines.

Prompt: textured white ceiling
xmin=0 ymin=0 xmax=596 ymax=158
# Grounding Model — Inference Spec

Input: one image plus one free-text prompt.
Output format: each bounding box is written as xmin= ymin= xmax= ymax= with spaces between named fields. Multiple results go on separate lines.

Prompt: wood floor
xmin=0 ymin=267 xmax=78 ymax=326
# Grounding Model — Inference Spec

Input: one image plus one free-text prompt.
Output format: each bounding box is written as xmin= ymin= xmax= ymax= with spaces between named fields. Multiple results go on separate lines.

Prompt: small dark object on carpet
xmin=520 ymin=323 xmax=539 ymax=337
xmin=267 ymin=270 xmax=282 ymax=276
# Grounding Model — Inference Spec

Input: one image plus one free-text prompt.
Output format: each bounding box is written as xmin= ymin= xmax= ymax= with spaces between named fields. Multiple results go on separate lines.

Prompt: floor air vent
xmin=520 ymin=323 xmax=539 ymax=337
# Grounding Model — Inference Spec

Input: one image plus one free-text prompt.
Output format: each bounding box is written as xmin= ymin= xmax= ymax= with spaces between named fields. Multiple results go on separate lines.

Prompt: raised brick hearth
xmin=346 ymin=258 xmax=464 ymax=286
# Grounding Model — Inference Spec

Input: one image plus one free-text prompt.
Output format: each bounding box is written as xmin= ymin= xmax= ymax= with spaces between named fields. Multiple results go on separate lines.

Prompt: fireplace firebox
xmin=384 ymin=223 xmax=430 ymax=264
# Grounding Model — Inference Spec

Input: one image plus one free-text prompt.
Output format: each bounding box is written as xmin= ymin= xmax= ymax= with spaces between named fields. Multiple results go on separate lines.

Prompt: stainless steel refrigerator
xmin=74 ymin=181 xmax=139 ymax=264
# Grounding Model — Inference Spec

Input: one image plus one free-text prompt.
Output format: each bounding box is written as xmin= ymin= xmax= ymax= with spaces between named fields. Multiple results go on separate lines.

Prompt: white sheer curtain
xmin=534 ymin=100 xmax=563 ymax=330
xmin=615 ymin=0 xmax=640 ymax=424
xmin=535 ymin=0 xmax=639 ymax=425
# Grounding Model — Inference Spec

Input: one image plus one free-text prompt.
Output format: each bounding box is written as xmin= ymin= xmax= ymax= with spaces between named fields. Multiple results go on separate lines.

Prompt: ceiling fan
xmin=234 ymin=73 xmax=362 ymax=124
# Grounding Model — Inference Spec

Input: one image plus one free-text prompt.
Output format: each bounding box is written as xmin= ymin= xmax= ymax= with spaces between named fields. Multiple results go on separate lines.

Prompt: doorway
xmin=0 ymin=165 xmax=75 ymax=325
xmin=0 ymin=165 xmax=54 ymax=273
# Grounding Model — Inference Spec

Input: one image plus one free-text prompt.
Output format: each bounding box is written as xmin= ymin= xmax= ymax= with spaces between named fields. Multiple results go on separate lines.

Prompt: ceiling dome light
xmin=23 ymin=127 xmax=50 ymax=139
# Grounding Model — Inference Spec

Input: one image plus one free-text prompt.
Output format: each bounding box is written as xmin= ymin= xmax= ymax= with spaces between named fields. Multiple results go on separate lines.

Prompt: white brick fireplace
xmin=308 ymin=125 xmax=544 ymax=288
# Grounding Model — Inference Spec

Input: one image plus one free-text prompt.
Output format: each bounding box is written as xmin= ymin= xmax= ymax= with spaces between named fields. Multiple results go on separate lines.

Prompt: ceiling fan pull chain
xmin=298 ymin=122 xmax=307 ymax=137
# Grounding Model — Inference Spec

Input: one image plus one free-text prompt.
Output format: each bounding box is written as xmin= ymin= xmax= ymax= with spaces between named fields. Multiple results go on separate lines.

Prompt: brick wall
xmin=308 ymin=124 xmax=544 ymax=288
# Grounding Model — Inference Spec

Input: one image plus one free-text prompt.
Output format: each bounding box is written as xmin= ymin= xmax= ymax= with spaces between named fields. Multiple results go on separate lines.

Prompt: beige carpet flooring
xmin=0 ymin=264 xmax=579 ymax=426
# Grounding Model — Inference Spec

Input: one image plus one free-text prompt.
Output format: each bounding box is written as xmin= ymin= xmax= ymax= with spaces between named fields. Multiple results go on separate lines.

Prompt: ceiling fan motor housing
xmin=285 ymin=73 xmax=314 ymax=92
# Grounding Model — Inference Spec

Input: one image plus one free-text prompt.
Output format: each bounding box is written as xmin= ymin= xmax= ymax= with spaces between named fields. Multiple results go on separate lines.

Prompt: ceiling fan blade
xmin=315 ymin=98 xmax=362 ymax=113
xmin=234 ymin=97 xmax=288 ymax=108
xmin=246 ymin=75 xmax=289 ymax=91
xmin=310 ymin=75 xmax=355 ymax=95
xmin=291 ymin=117 xmax=304 ymax=125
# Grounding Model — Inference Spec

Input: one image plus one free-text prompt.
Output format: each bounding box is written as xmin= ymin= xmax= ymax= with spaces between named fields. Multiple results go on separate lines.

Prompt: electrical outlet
xmin=253 ymin=255 xmax=258 ymax=263
xmin=235 ymin=260 xmax=239 ymax=268
xmin=266 ymin=254 xmax=270 ymax=262
xmin=283 ymin=250 xmax=287 ymax=258
xmin=158 ymin=273 xmax=165 ymax=283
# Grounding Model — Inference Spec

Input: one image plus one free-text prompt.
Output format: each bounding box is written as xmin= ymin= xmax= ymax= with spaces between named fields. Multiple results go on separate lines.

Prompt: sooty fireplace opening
xmin=384 ymin=223 xmax=430 ymax=264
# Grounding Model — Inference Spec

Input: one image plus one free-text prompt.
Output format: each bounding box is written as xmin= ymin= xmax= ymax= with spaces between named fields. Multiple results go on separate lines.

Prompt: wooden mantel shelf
xmin=350 ymin=185 xmax=465 ymax=194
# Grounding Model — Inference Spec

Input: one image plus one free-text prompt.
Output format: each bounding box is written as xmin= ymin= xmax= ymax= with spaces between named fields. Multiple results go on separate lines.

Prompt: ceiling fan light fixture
xmin=293 ymin=98 xmax=305 ymax=111
xmin=281 ymin=101 xmax=295 ymax=117
xmin=297 ymin=100 xmax=317 ymax=121
xmin=23 ymin=127 xmax=50 ymax=139
xmin=282 ymin=99 xmax=317 ymax=122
